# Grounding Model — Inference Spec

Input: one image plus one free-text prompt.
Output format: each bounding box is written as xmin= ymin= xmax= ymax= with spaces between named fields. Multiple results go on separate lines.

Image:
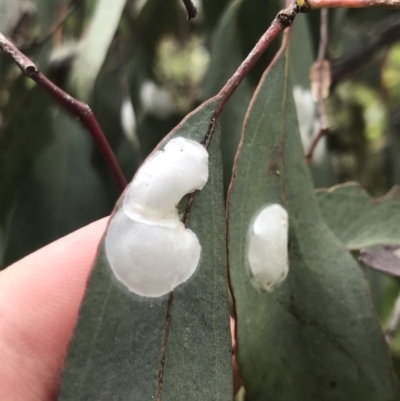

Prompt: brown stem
xmin=181 ymin=0 xmax=198 ymax=21
xmin=0 ymin=32 xmax=127 ymax=193
xmin=213 ymin=2 xmax=299 ymax=120
xmin=307 ymin=0 xmax=400 ymax=8
xmin=306 ymin=8 xmax=329 ymax=164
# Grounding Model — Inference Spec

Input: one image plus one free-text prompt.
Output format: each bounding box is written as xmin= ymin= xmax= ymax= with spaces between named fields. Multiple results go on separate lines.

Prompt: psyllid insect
xmin=247 ymin=204 xmax=289 ymax=292
xmin=105 ymin=137 xmax=208 ymax=298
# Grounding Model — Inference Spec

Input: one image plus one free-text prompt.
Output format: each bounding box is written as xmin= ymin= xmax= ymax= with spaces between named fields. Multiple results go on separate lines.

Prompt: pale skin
xmin=0 ymin=218 xmax=238 ymax=401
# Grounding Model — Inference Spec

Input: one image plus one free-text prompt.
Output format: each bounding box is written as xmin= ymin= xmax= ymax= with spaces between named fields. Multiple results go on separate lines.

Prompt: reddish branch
xmin=0 ymin=32 xmax=127 ymax=193
xmin=214 ymin=2 xmax=299 ymax=119
xmin=307 ymin=0 xmax=400 ymax=8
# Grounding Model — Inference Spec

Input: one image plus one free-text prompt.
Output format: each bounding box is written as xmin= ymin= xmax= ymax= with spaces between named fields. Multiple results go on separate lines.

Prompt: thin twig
xmin=181 ymin=0 xmax=198 ymax=21
xmin=306 ymin=8 xmax=329 ymax=164
xmin=307 ymin=0 xmax=400 ymax=8
xmin=0 ymin=32 xmax=127 ymax=193
xmin=213 ymin=2 xmax=299 ymax=120
xmin=385 ymin=292 xmax=400 ymax=345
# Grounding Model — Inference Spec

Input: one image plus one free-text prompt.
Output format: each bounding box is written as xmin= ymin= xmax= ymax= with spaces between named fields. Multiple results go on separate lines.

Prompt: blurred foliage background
xmin=2 ymin=0 xmax=400 ymax=360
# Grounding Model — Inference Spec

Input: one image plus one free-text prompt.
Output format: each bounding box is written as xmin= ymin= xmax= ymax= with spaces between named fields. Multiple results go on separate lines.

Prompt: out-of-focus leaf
xmin=316 ymin=183 xmax=400 ymax=319
xmin=126 ymin=3 xmax=186 ymax=159
xmin=330 ymin=11 xmax=394 ymax=88
xmin=316 ymin=183 xmax=400 ymax=250
xmin=3 ymin=108 xmax=114 ymax=266
xmin=203 ymin=0 xmax=252 ymax=190
xmin=0 ymin=86 xmax=53 ymax=268
xmin=237 ymin=0 xmax=280 ymax=85
xmin=134 ymin=0 xmax=182 ymax=62
xmin=0 ymin=54 xmax=11 ymax=78
xmin=360 ymin=245 xmax=400 ymax=278
xmin=347 ymin=8 xmax=394 ymax=26
xmin=387 ymin=119 xmax=400 ymax=187
xmin=0 ymin=0 xmax=21 ymax=33
xmin=289 ymin=14 xmax=333 ymax=188
xmin=289 ymin=15 xmax=315 ymax=90
xmin=227 ymin=46 xmax=399 ymax=401
xmin=59 ymin=100 xmax=232 ymax=400
xmin=0 ymin=0 xmax=12 ymax=31
xmin=69 ymin=0 xmax=127 ymax=101
xmin=310 ymin=59 xmax=331 ymax=101
xmin=136 ymin=113 xmax=184 ymax=158
xmin=35 ymin=0 xmax=65 ymax=34
xmin=202 ymin=0 xmax=230 ymax=29
xmin=92 ymin=68 xmax=139 ymax=185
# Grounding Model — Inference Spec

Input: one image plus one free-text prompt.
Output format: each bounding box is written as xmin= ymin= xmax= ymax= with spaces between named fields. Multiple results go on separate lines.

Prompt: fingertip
xmin=0 ymin=217 xmax=109 ymax=401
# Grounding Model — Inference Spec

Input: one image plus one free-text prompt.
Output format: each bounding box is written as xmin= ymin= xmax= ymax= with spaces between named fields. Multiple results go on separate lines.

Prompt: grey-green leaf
xmin=68 ymin=0 xmax=127 ymax=102
xmin=316 ymin=183 xmax=400 ymax=250
xmin=227 ymin=48 xmax=399 ymax=401
xmin=59 ymin=100 xmax=232 ymax=400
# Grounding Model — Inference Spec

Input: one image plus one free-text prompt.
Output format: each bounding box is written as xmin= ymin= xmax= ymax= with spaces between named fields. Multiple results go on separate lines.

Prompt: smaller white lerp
xmin=248 ymin=204 xmax=289 ymax=292
xmin=105 ymin=137 xmax=209 ymax=298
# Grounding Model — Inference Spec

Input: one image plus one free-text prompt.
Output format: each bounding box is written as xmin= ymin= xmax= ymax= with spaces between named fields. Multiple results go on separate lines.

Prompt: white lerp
xmin=248 ymin=204 xmax=289 ymax=292
xmin=105 ymin=137 xmax=208 ymax=298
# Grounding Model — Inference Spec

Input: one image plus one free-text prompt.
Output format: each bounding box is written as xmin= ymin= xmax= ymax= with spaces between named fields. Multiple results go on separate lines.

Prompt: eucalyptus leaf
xmin=0 ymin=87 xmax=53 ymax=268
xmin=59 ymin=100 xmax=232 ymax=400
xmin=227 ymin=47 xmax=399 ymax=401
xmin=316 ymin=183 xmax=400 ymax=250
xmin=4 ymin=108 xmax=113 ymax=266
xmin=69 ymin=0 xmax=127 ymax=102
xmin=36 ymin=0 xmax=65 ymax=35
xmin=289 ymin=14 xmax=333 ymax=188
xmin=388 ymin=121 xmax=400 ymax=186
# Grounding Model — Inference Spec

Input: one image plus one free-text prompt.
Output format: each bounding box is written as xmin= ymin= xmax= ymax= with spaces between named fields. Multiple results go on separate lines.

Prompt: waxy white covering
xmin=105 ymin=137 xmax=208 ymax=297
